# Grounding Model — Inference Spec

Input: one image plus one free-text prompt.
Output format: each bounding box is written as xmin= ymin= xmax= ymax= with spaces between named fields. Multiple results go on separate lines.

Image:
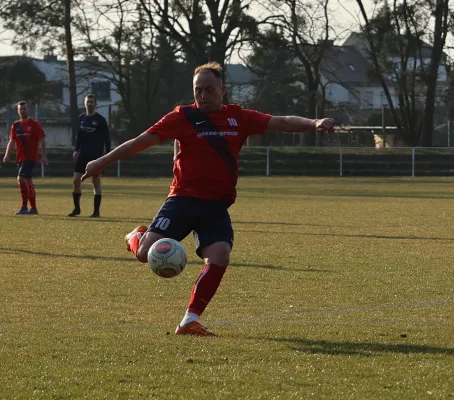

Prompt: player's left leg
xmin=89 ymin=176 xmax=102 ymax=218
xmin=176 ymin=203 xmax=233 ymax=337
xmin=24 ymin=161 xmax=38 ymax=214
xmin=27 ymin=177 xmax=38 ymax=214
xmin=176 ymin=241 xmax=231 ymax=337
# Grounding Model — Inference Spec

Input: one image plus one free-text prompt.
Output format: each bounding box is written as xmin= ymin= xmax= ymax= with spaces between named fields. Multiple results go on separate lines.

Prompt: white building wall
xmin=32 ymin=59 xmax=121 ymax=123
xmin=323 ymin=77 xmax=399 ymax=109
xmin=42 ymin=123 xmax=72 ymax=147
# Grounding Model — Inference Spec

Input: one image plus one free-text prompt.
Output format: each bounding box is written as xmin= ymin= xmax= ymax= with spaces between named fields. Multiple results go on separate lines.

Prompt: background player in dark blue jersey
xmin=68 ymin=94 xmax=111 ymax=218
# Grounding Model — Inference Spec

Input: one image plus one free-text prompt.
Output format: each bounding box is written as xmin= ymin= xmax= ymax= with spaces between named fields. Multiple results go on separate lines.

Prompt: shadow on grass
xmin=241 ymin=191 xmax=454 ymax=200
xmin=0 ymin=248 xmax=288 ymax=270
xmin=234 ymin=220 xmax=337 ymax=228
xmin=268 ymin=337 xmax=454 ymax=357
xmin=49 ymin=216 xmax=154 ymax=224
xmin=236 ymin=229 xmax=454 ymax=242
xmin=0 ymin=247 xmax=137 ymax=263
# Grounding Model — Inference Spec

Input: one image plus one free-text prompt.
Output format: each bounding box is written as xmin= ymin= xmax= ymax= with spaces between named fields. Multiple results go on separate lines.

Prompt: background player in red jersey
xmin=3 ymin=101 xmax=48 ymax=215
xmin=82 ymin=62 xmax=335 ymax=336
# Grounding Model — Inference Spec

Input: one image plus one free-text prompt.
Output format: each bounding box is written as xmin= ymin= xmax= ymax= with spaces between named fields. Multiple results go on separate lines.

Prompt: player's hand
xmin=315 ymin=118 xmax=336 ymax=133
xmin=82 ymin=160 xmax=102 ymax=181
xmin=2 ymin=155 xmax=8 ymax=164
xmin=73 ymin=151 xmax=79 ymax=160
xmin=41 ymin=156 xmax=49 ymax=167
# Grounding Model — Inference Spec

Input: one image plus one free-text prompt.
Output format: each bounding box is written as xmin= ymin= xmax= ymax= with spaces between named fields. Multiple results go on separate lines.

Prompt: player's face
xmin=18 ymin=105 xmax=28 ymax=119
xmin=85 ymin=97 xmax=96 ymax=114
xmin=193 ymin=71 xmax=226 ymax=113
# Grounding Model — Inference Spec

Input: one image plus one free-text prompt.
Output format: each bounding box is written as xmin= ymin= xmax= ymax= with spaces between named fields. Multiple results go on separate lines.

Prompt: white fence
xmin=32 ymin=146 xmax=454 ymax=178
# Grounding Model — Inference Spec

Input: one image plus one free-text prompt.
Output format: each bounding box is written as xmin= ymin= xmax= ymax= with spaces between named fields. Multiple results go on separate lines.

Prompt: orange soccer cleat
xmin=175 ymin=321 xmax=216 ymax=337
xmin=124 ymin=225 xmax=148 ymax=251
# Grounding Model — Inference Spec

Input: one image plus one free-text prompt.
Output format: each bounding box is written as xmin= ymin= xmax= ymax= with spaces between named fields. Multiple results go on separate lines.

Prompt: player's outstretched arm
xmin=82 ymin=132 xmax=160 ymax=181
xmin=40 ymin=138 xmax=48 ymax=166
xmin=2 ymin=139 xmax=15 ymax=163
xmin=267 ymin=116 xmax=335 ymax=133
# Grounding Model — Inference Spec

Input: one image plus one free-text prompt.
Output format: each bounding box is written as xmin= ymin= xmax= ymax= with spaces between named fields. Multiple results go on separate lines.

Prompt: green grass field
xmin=1 ymin=176 xmax=453 ymax=399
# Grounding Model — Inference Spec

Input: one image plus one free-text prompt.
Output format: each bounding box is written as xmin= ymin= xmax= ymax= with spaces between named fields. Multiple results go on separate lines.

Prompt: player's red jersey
xmin=146 ymin=104 xmax=272 ymax=205
xmin=9 ymin=118 xmax=45 ymax=163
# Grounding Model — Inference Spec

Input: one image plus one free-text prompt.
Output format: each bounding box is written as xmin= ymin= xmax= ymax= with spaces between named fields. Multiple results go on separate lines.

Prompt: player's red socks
xmin=19 ymin=182 xmax=28 ymax=208
xmin=187 ymin=263 xmax=227 ymax=315
xmin=28 ymin=183 xmax=36 ymax=209
xmin=129 ymin=233 xmax=142 ymax=257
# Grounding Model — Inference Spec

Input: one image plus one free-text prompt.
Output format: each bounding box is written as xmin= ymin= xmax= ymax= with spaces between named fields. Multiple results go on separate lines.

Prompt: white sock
xmin=179 ymin=311 xmax=199 ymax=327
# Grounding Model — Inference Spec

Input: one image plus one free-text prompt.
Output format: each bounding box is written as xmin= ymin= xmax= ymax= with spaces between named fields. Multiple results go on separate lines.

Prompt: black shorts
xmin=17 ymin=161 xmax=37 ymax=179
xmin=74 ymin=156 xmax=101 ymax=174
xmin=148 ymin=196 xmax=234 ymax=258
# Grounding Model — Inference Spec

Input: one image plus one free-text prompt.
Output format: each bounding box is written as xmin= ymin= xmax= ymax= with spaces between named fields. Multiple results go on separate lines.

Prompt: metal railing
xmin=27 ymin=146 xmax=454 ymax=178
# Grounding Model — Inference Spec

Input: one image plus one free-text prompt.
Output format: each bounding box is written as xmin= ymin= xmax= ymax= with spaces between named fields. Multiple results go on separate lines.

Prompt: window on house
xmin=43 ymin=82 xmax=64 ymax=100
xmin=360 ymin=91 xmax=374 ymax=108
xmin=91 ymin=81 xmax=111 ymax=101
xmin=348 ymin=91 xmax=360 ymax=105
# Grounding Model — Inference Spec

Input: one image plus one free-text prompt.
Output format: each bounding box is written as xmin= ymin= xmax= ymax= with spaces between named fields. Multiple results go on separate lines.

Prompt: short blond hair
xmin=193 ymin=62 xmax=223 ymax=81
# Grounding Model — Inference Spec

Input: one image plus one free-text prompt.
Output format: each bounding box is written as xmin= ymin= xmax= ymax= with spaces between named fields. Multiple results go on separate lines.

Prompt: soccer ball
xmin=148 ymin=238 xmax=187 ymax=278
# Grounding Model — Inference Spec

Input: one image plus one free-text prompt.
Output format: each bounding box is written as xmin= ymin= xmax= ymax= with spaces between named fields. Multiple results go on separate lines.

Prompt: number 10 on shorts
xmin=153 ymin=217 xmax=170 ymax=230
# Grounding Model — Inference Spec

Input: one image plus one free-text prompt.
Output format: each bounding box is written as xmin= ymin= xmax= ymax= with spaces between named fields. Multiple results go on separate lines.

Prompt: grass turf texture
xmin=0 ymin=176 xmax=453 ymax=399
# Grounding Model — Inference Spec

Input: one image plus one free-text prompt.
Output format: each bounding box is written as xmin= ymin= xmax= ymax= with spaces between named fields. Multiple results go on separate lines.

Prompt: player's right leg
xmin=68 ymin=171 xmax=83 ymax=216
xmin=125 ymin=197 xmax=193 ymax=264
xmin=125 ymin=227 xmax=163 ymax=262
xmin=15 ymin=170 xmax=29 ymax=214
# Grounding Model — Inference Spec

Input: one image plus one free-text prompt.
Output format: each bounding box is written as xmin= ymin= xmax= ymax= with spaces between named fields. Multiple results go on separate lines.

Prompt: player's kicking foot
xmin=67 ymin=209 xmax=80 ymax=217
xmin=124 ymin=225 xmax=148 ymax=251
xmin=28 ymin=208 xmax=38 ymax=215
xmin=15 ymin=207 xmax=28 ymax=215
xmin=175 ymin=321 xmax=216 ymax=337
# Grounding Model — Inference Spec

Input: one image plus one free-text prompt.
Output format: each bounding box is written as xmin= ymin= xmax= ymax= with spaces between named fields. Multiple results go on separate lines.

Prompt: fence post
xmin=339 ymin=147 xmax=343 ymax=177
xmin=266 ymin=147 xmax=270 ymax=176
xmin=448 ymin=120 xmax=451 ymax=147
xmin=117 ymin=160 xmax=121 ymax=178
xmin=411 ymin=148 xmax=415 ymax=177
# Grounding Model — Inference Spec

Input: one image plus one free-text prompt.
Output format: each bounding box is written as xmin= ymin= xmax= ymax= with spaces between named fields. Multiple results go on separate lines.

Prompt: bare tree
xmin=264 ymin=0 xmax=335 ymax=145
xmin=355 ymin=0 xmax=451 ymax=146
xmin=74 ymin=0 xmax=186 ymax=137
xmin=0 ymin=0 xmax=80 ymax=144
xmin=137 ymin=0 xmax=267 ymax=80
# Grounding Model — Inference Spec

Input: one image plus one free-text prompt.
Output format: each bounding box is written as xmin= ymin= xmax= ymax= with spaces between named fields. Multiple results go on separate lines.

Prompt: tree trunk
xmin=64 ymin=0 xmax=79 ymax=146
xmin=420 ymin=0 xmax=448 ymax=147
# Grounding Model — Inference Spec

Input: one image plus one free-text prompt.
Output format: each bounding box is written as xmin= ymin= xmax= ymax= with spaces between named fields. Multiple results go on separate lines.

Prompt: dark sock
xmin=72 ymin=192 xmax=81 ymax=211
xmin=94 ymin=194 xmax=102 ymax=213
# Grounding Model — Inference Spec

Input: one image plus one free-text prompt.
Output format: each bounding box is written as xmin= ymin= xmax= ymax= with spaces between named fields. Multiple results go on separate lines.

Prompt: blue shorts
xmin=148 ymin=196 xmax=234 ymax=258
xmin=17 ymin=161 xmax=37 ymax=179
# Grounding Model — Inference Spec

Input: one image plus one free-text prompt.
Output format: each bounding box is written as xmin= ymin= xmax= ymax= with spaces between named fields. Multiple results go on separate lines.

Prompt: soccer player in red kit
xmin=3 ymin=101 xmax=48 ymax=215
xmin=82 ymin=62 xmax=335 ymax=336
